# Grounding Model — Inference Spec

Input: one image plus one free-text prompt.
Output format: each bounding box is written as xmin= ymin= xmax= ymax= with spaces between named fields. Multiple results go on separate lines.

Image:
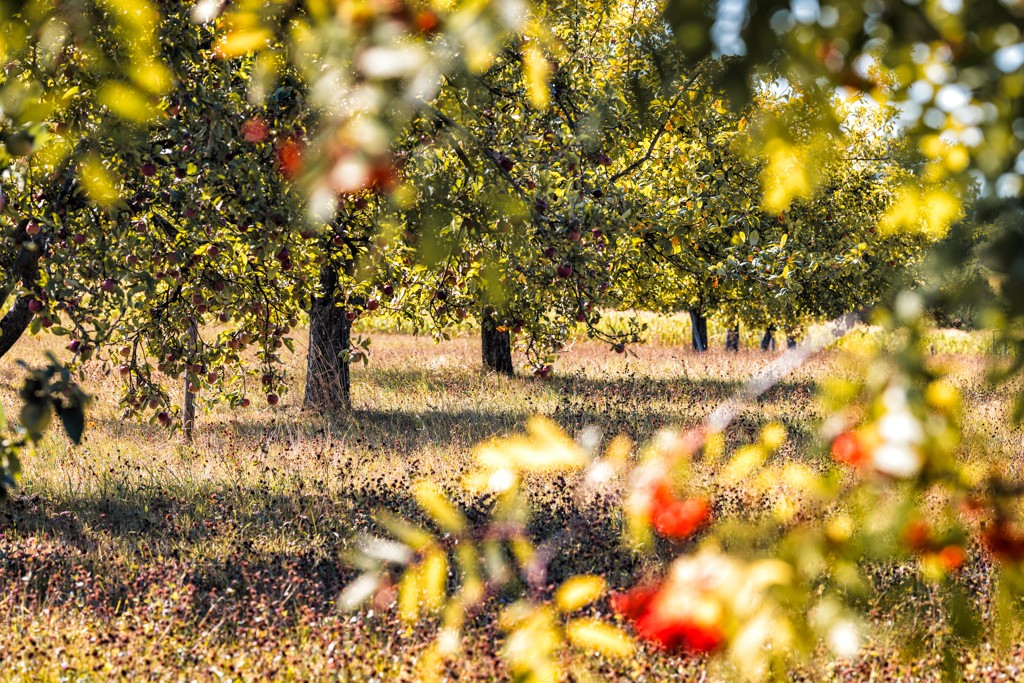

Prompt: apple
xmin=207 ymin=372 xmax=218 ymax=383
xmin=176 ymin=168 xmax=188 ymax=180
xmin=39 ymin=316 xmax=53 ymax=328
xmin=568 ymin=229 xmax=581 ymax=242
xmin=382 ymin=283 xmax=394 ymax=296
xmin=219 ymin=312 xmax=230 ymax=323
xmin=119 ymin=364 xmax=130 ymax=377
xmin=192 ymin=293 xmax=204 ymax=306
xmin=126 ymin=255 xmax=138 ymax=267
xmin=188 ymin=382 xmax=200 ymax=393
xmin=206 ymin=245 xmax=220 ymax=258
xmin=613 ymin=344 xmax=625 ymax=354
xmin=366 ymin=299 xmax=380 ymax=311
xmin=73 ymin=234 xmax=87 ymax=245
xmin=345 ymin=311 xmax=357 ymax=321
xmin=119 ymin=345 xmax=131 ymax=357
xmin=543 ymin=246 xmax=557 ymax=259
xmin=556 ymin=263 xmax=573 ymax=278
xmin=148 ymin=399 xmax=160 ymax=410
xmin=240 ymin=398 xmax=251 ymax=408
xmin=534 ymin=198 xmax=548 ymax=214
xmin=27 ymin=298 xmax=43 ymax=313
xmin=140 ymin=162 xmax=157 ymax=177
xmin=332 ymin=235 xmax=345 ymax=248
xmin=157 ymin=411 xmax=171 ymax=425
xmin=575 ymin=312 xmax=587 ymax=323
xmin=266 ymin=393 xmax=279 ymax=406
xmin=68 ymin=339 xmax=82 ymax=353
xmin=25 ymin=222 xmax=40 ymax=236
xmin=457 ymin=307 xmax=468 ymax=320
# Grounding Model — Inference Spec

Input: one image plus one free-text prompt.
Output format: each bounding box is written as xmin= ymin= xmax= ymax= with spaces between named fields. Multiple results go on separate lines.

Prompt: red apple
xmin=366 ymin=299 xmax=380 ymax=311
xmin=101 ymin=279 xmax=115 ymax=293
xmin=73 ymin=234 xmax=87 ymax=245
xmin=568 ymin=229 xmax=581 ymax=242
xmin=119 ymin=364 xmax=131 ymax=377
xmin=140 ymin=162 xmax=157 ymax=177
xmin=266 ymin=393 xmax=279 ymax=406
xmin=27 ymin=298 xmax=43 ymax=313
xmin=382 ymin=283 xmax=394 ymax=296
xmin=556 ymin=263 xmax=573 ymax=278
xmin=206 ymin=244 xmax=220 ymax=258
xmin=240 ymin=398 xmax=251 ymax=408
xmin=68 ymin=339 xmax=82 ymax=353
xmin=25 ymin=222 xmax=40 ymax=236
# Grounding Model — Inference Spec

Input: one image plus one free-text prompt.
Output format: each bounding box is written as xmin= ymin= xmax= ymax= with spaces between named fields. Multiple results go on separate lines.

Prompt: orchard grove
xmin=2 ymin=0 xmax=1024 ymax=682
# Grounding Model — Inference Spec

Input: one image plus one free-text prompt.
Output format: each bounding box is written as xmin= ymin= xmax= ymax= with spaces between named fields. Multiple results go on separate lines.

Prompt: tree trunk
xmin=304 ymin=266 xmax=352 ymax=413
xmin=0 ymin=221 xmax=45 ymax=360
xmin=760 ymin=325 xmax=776 ymax=351
xmin=689 ymin=309 xmax=708 ymax=352
xmin=725 ymin=324 xmax=740 ymax=352
xmin=786 ymin=333 xmax=798 ymax=349
xmin=481 ymin=309 xmax=514 ymax=376
xmin=182 ymin=320 xmax=198 ymax=444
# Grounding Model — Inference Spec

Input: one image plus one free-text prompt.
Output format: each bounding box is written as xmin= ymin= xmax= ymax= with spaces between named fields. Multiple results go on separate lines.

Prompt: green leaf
xmin=57 ymin=404 xmax=85 ymax=445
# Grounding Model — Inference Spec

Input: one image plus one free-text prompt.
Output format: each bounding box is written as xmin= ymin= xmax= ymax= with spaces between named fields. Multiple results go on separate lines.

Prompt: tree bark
xmin=725 ymin=324 xmax=740 ymax=352
xmin=689 ymin=309 xmax=708 ymax=352
xmin=304 ymin=266 xmax=352 ymax=413
xmin=481 ymin=308 xmax=514 ymax=375
xmin=0 ymin=222 xmax=44 ymax=360
xmin=182 ymin=320 xmax=198 ymax=444
xmin=760 ymin=325 xmax=776 ymax=352
xmin=786 ymin=333 xmax=798 ymax=349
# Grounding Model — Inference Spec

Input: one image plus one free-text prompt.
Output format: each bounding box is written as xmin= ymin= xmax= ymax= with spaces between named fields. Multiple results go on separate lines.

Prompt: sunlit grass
xmin=0 ymin=319 xmax=1017 ymax=680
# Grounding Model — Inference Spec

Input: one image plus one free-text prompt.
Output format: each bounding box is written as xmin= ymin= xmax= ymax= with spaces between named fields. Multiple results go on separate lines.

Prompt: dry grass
xmin=0 ymin=326 xmax=1021 ymax=681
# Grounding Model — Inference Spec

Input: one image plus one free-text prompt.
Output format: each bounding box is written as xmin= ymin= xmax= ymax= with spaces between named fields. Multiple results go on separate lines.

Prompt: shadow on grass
xmin=0 ymin=477 xmax=644 ymax=627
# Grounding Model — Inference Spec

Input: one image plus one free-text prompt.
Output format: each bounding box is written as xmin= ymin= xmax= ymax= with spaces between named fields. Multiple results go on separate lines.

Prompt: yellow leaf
xmin=414 ymin=481 xmax=466 ymax=533
xmin=565 ymin=619 xmax=635 ymax=658
xmin=555 ymin=576 xmax=606 ymax=613
xmin=779 ymin=233 xmax=788 ymax=249
xmin=398 ymin=564 xmax=421 ymax=622
xmin=215 ymin=27 xmax=272 ymax=58
xmin=723 ymin=444 xmax=767 ymax=483
xmin=523 ymin=43 xmax=551 ymax=109
xmin=79 ymin=154 xmax=119 ymax=205
xmin=420 ymin=550 xmax=448 ymax=613
xmin=97 ymin=82 xmax=155 ymax=123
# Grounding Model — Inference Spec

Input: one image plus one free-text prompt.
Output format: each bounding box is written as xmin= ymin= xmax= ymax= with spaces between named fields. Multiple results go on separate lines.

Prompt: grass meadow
xmin=1 ymin=320 xmax=1022 ymax=681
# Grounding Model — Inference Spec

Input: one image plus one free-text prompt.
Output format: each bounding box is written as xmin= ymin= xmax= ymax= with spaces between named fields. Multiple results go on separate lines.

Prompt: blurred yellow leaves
xmin=472 ymin=417 xmax=586 ymax=492
xmin=524 ymin=43 xmax=551 ymax=109
xmin=555 ymin=576 xmax=606 ymax=613
xmin=413 ymin=481 xmax=466 ymax=533
xmin=761 ymin=139 xmax=812 ymax=213
xmin=879 ymin=184 xmax=962 ymax=238
xmin=565 ymin=619 xmax=634 ymax=657
xmin=79 ymin=154 xmax=119 ymax=206
xmin=98 ymin=82 xmax=155 ymax=123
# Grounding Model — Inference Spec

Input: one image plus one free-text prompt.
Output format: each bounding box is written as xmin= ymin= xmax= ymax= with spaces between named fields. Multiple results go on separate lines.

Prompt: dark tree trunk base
xmin=786 ymin=333 xmax=798 ymax=349
xmin=482 ymin=316 xmax=514 ymax=376
xmin=760 ymin=326 xmax=776 ymax=352
xmin=689 ymin=309 xmax=708 ymax=352
xmin=304 ymin=267 xmax=352 ymax=413
xmin=726 ymin=324 xmax=740 ymax=352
